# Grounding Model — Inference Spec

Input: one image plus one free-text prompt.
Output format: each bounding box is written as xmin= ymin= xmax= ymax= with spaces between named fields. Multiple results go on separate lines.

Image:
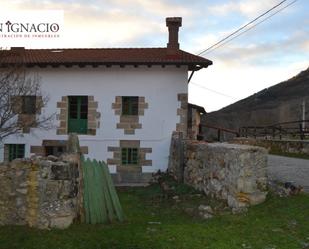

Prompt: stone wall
xmin=0 ymin=155 xmax=79 ymax=229
xmin=168 ymin=132 xmax=268 ymax=210
xmin=168 ymin=132 xmax=184 ymax=182
xmin=176 ymin=93 xmax=188 ymax=137
xmin=231 ymin=137 xmax=309 ymax=156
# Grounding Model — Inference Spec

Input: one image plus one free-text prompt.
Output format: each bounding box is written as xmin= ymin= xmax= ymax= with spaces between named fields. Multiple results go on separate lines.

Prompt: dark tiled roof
xmin=188 ymin=103 xmax=206 ymax=114
xmin=0 ymin=47 xmax=212 ymax=71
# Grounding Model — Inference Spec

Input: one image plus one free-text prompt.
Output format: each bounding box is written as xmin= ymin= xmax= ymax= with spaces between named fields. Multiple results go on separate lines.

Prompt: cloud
xmin=190 ymin=25 xmax=309 ymax=68
xmin=208 ymin=0 xmax=288 ymax=18
xmin=0 ymin=0 xmax=173 ymax=48
xmin=112 ymin=0 xmax=190 ymax=17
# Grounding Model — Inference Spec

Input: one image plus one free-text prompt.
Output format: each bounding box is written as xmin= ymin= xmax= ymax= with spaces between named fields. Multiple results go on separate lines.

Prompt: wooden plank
xmin=101 ymin=161 xmax=125 ymax=222
xmin=82 ymin=157 xmax=90 ymax=224
xmin=87 ymin=158 xmax=98 ymax=224
xmin=96 ymin=159 xmax=115 ymax=222
xmin=82 ymin=157 xmax=124 ymax=224
xmin=96 ymin=161 xmax=108 ymax=223
xmin=91 ymin=160 xmax=100 ymax=224
xmin=93 ymin=159 xmax=108 ymax=223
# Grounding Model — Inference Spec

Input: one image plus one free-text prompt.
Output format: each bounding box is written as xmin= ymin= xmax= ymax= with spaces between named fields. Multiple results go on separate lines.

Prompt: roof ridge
xmin=26 ymin=47 xmax=167 ymax=51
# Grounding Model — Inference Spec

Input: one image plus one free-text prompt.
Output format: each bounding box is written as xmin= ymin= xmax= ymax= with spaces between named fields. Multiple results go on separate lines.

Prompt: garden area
xmin=0 ymin=180 xmax=309 ymax=249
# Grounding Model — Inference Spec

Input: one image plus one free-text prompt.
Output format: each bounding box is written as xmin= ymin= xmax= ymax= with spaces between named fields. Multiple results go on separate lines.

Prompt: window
xmin=8 ymin=144 xmax=25 ymax=161
xmin=45 ymin=146 xmax=66 ymax=157
xmin=121 ymin=147 xmax=138 ymax=165
xmin=68 ymin=96 xmax=88 ymax=134
xmin=122 ymin=96 xmax=138 ymax=115
xmin=22 ymin=96 xmax=36 ymax=114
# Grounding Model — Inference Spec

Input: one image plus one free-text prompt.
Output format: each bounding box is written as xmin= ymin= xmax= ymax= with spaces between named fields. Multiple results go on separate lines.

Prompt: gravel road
xmin=267 ymin=155 xmax=309 ymax=192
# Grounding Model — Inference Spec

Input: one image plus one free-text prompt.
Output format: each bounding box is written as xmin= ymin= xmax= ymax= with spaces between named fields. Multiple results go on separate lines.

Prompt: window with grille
xmin=22 ymin=96 xmax=36 ymax=114
xmin=122 ymin=96 xmax=138 ymax=115
xmin=8 ymin=144 xmax=25 ymax=161
xmin=121 ymin=147 xmax=138 ymax=165
xmin=45 ymin=146 xmax=66 ymax=157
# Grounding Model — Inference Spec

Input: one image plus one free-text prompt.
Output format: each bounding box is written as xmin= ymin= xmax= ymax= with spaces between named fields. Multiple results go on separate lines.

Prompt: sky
xmin=0 ymin=0 xmax=308 ymax=112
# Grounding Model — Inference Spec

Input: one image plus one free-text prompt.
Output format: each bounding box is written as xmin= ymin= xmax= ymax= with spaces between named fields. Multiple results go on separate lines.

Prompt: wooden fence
xmin=198 ymin=124 xmax=239 ymax=142
xmin=239 ymin=120 xmax=309 ymax=140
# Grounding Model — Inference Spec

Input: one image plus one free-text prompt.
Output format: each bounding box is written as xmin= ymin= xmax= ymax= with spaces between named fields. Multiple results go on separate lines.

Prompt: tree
xmin=0 ymin=50 xmax=54 ymax=143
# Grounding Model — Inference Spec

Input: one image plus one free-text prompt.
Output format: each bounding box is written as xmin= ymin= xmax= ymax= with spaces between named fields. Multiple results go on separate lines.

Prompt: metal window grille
xmin=22 ymin=96 xmax=36 ymax=114
xmin=121 ymin=147 xmax=138 ymax=165
xmin=8 ymin=144 xmax=25 ymax=161
xmin=122 ymin=96 xmax=138 ymax=115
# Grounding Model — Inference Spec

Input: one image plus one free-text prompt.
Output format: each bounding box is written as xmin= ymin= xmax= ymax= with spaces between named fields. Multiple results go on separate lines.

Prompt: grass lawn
xmin=269 ymin=151 xmax=309 ymax=160
xmin=0 ymin=184 xmax=309 ymax=249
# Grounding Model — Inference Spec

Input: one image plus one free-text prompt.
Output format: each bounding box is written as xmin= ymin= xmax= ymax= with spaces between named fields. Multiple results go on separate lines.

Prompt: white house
xmin=0 ymin=17 xmax=212 ymax=183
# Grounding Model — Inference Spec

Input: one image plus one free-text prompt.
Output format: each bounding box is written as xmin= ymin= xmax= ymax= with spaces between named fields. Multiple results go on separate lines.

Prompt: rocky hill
xmin=202 ymin=67 xmax=309 ymax=140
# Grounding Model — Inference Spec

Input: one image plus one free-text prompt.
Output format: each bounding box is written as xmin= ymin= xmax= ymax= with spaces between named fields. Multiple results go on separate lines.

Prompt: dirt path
xmin=267 ymin=155 xmax=309 ymax=192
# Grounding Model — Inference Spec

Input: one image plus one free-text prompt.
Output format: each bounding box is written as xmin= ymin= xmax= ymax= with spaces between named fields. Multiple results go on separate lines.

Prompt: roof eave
xmin=0 ymin=60 xmax=213 ymax=70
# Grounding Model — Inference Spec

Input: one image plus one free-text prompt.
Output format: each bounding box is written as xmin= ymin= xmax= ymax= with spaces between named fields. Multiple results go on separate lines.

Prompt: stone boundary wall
xmin=0 ymin=155 xmax=79 ymax=229
xmin=168 ymin=132 xmax=268 ymax=210
xmin=231 ymin=137 xmax=309 ymax=156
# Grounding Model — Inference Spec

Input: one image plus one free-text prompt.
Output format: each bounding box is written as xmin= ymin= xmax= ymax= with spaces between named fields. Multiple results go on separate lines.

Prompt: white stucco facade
xmin=0 ymin=65 xmax=188 ymax=174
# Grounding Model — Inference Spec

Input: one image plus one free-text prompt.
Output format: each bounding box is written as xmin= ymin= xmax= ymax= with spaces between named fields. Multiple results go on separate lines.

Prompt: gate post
xmin=67 ymin=133 xmax=85 ymax=223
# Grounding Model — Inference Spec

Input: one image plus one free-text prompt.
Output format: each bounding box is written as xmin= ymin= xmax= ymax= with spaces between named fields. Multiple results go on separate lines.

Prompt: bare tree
xmin=0 ymin=49 xmax=54 ymax=143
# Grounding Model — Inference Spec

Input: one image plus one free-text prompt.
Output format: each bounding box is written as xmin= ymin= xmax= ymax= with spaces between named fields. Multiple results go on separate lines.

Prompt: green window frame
xmin=122 ymin=96 xmax=138 ymax=116
xmin=121 ymin=147 xmax=139 ymax=165
xmin=8 ymin=144 xmax=25 ymax=161
xmin=68 ymin=96 xmax=88 ymax=134
xmin=22 ymin=96 xmax=36 ymax=114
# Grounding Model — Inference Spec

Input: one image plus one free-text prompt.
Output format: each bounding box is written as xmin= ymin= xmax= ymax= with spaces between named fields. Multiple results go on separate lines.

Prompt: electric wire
xmin=204 ymin=0 xmax=298 ymax=54
xmin=190 ymin=81 xmax=237 ymax=99
xmin=197 ymin=0 xmax=290 ymax=55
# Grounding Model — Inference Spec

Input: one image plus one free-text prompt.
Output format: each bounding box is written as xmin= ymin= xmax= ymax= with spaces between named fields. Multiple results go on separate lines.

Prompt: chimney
xmin=166 ymin=17 xmax=182 ymax=51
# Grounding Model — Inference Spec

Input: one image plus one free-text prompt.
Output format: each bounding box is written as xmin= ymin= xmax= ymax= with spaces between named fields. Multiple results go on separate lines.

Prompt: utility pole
xmin=302 ymin=99 xmax=306 ymax=131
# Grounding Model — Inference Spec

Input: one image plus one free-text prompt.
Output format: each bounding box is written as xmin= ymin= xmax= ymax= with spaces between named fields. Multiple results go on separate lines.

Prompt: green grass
xmin=1 ymin=185 xmax=309 ymax=249
xmin=269 ymin=150 xmax=309 ymax=160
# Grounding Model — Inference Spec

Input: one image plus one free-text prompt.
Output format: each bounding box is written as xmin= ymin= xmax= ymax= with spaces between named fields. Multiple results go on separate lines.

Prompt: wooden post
xmin=217 ymin=129 xmax=221 ymax=142
xmin=300 ymin=123 xmax=305 ymax=140
xmin=197 ymin=124 xmax=203 ymax=141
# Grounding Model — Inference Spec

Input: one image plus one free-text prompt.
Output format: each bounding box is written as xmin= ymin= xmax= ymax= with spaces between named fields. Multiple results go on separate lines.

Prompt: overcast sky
xmin=1 ymin=0 xmax=308 ymax=112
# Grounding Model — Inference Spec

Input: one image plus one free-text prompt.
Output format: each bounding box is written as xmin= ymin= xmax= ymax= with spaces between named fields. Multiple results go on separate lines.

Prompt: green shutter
xmin=68 ymin=96 xmax=88 ymax=134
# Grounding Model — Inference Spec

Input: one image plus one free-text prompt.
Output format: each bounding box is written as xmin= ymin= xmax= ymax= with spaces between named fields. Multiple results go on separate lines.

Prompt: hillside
xmin=202 ymin=67 xmax=309 ymax=139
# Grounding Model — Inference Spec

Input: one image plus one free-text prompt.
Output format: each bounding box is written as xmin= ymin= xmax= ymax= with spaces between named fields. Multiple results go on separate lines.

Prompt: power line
xmin=197 ymin=0 xmax=289 ymax=55
xmin=204 ymin=0 xmax=298 ymax=54
xmin=190 ymin=81 xmax=236 ymax=99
